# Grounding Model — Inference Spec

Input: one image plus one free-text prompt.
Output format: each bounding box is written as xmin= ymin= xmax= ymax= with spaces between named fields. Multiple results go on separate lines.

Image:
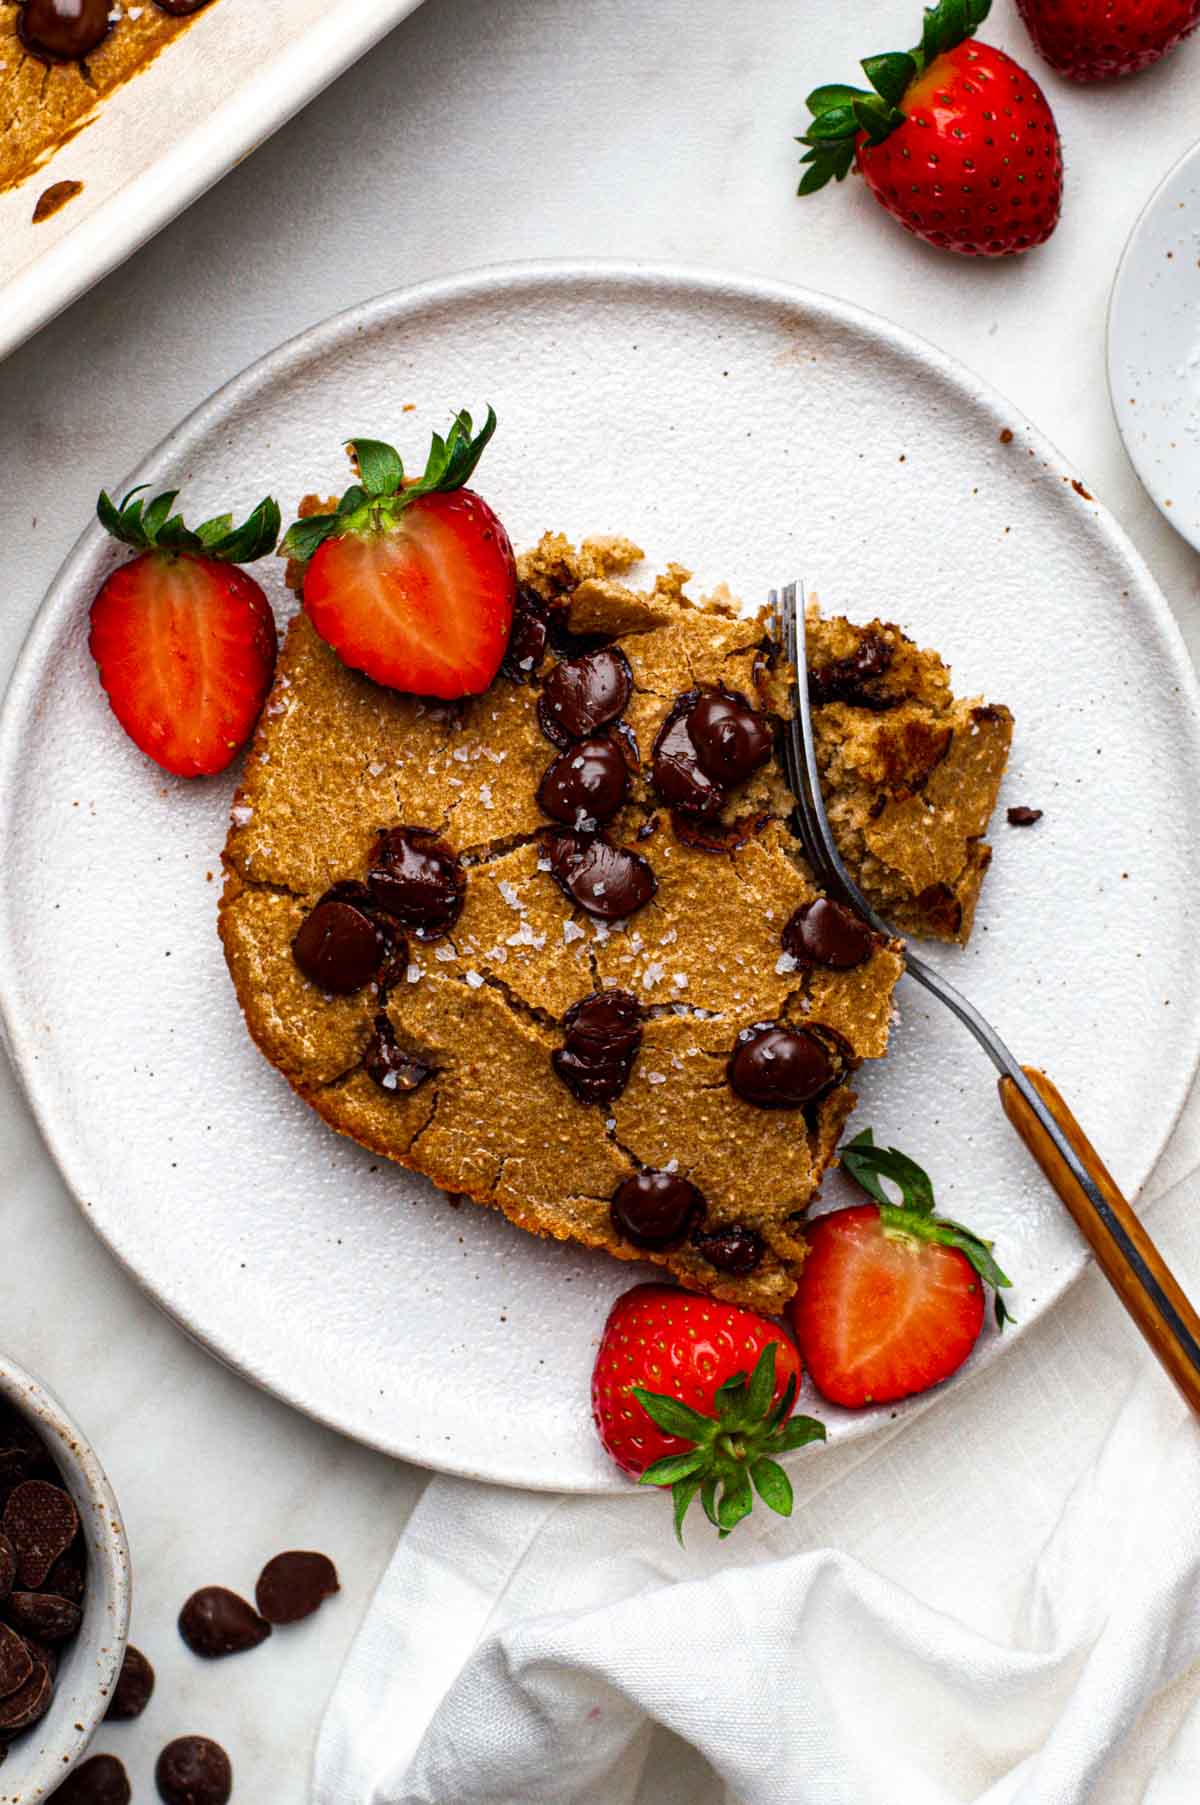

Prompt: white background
xmin=3 ymin=0 xmax=1200 ymax=1798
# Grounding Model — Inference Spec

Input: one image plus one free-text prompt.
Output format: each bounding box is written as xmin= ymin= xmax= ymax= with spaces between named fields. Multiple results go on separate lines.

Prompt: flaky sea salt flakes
xmin=672 ymin=973 xmax=688 ymax=990
xmin=480 ymin=784 xmax=494 ymax=809
xmin=368 ymin=761 xmax=385 ymax=777
xmin=452 ymin=746 xmax=470 ymax=763
xmin=629 ymin=932 xmax=644 ymax=953
xmin=658 ymin=927 xmax=678 ymax=945
xmin=775 ymin=952 xmax=799 ymax=976
xmin=562 ymin=920 xmax=585 ymax=944
xmin=405 ymin=964 xmax=423 ymax=984
xmin=465 ymin=970 xmax=484 ymax=989
xmin=642 ymin=961 xmax=665 ymax=989
xmin=606 ymin=1117 xmax=617 ymax=1131
xmin=507 ymin=920 xmax=546 ymax=951
xmin=448 ymin=776 xmax=464 ymax=789
xmin=435 ymin=944 xmax=456 ymax=963
xmin=646 ymin=1071 xmax=667 ymax=1085
xmin=665 ymin=1158 xmax=679 ymax=1173
xmin=230 ymin=804 xmax=253 ymax=826
xmin=498 ymin=879 xmax=524 ymax=910
xmin=537 ymin=858 xmax=552 ymax=872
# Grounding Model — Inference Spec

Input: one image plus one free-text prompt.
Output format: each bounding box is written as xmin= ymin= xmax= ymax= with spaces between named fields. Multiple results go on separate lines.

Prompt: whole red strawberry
xmin=89 ymin=488 xmax=280 ymax=777
xmin=790 ymin=1131 xmax=1013 ymax=1408
xmin=281 ymin=409 xmax=516 ymax=701
xmin=592 ymin=1284 xmax=824 ymax=1540
xmin=798 ymin=0 xmax=1063 ymax=256
xmin=1016 ymin=0 xmax=1200 ymax=80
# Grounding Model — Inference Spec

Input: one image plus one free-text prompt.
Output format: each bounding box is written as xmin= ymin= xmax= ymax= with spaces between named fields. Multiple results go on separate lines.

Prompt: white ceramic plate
xmin=1108 ymin=135 xmax=1200 ymax=552
xmin=2 ymin=263 xmax=1199 ymax=1493
xmin=0 ymin=0 xmax=425 ymax=365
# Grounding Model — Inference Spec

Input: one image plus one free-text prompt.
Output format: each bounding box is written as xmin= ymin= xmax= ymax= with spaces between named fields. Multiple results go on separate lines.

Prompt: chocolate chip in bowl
xmin=0 ymin=1353 xmax=129 ymax=1801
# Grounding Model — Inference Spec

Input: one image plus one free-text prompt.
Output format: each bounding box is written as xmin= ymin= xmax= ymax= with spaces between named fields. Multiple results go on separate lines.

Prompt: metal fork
xmin=771 ymin=581 xmax=1200 ymax=1412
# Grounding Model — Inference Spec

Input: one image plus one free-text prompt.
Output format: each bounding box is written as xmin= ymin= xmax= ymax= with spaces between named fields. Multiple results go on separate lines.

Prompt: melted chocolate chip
xmin=686 ymin=691 xmax=773 ymax=787
xmin=1007 ymin=805 xmax=1042 ymax=826
xmin=292 ymin=898 xmax=387 ymax=994
xmin=651 ymin=693 xmax=723 ymax=816
xmin=4 ymin=1590 xmax=81 ymax=1641
xmin=552 ymin=991 xmax=642 ymax=1103
xmin=610 ymin=1171 xmax=705 ymax=1248
xmin=177 ymin=1587 xmax=270 ymax=1659
xmin=727 ymin=1023 xmax=838 ymax=1109
xmin=692 ymin=1222 xmax=764 ymax=1275
xmin=155 ymin=1736 xmax=232 ymax=1805
xmin=55 ymin=1754 xmax=132 ymax=1805
xmin=538 ymin=647 xmax=632 ymax=747
xmin=363 ymin=1014 xmax=434 ymax=1095
xmin=106 ymin=1644 xmax=155 ymax=1721
xmin=782 ymin=898 xmax=876 ymax=971
xmin=501 ymin=585 xmax=551 ymax=680
xmin=18 ymin=0 xmax=111 ymax=61
xmin=255 ymin=1550 xmax=340 ymax=1625
xmin=808 ymin=631 xmax=895 ymax=710
xmin=368 ymin=826 xmax=465 ymax=940
xmin=541 ymin=831 xmax=656 ymax=920
xmin=537 ymin=734 xmax=630 ymax=826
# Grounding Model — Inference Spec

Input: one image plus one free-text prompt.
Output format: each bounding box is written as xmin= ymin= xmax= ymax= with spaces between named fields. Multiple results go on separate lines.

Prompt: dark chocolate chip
xmin=0 ymin=1415 xmax=43 ymax=1485
xmin=552 ymin=991 xmax=642 ymax=1103
xmin=153 ymin=0 xmax=215 ymax=13
xmin=177 ymin=1586 xmax=270 ymax=1659
xmin=670 ymin=808 xmax=768 ymax=853
xmin=292 ymin=898 xmax=386 ymax=994
xmin=686 ymin=690 xmax=773 ymax=787
xmin=155 ymin=1735 xmax=232 ymax=1805
xmin=650 ymin=692 xmax=723 ymax=817
xmin=541 ymin=831 xmax=656 ymax=920
xmin=501 ymin=585 xmax=551 ymax=680
xmin=537 ymin=735 xmax=630 ymax=827
xmin=3 ymin=1480 xmax=79 ymax=1588
xmin=106 ymin=1644 xmax=155 ymax=1721
xmin=4 ymin=1590 xmax=81 ymax=1641
xmin=0 ymin=1656 xmax=50 ymax=1730
xmin=1007 ymin=805 xmax=1042 ymax=826
xmin=610 ymin=1171 xmax=705 ymax=1248
xmin=727 ymin=1023 xmax=838 ymax=1109
xmin=368 ymin=826 xmax=465 ymax=940
xmin=0 ymin=1533 xmax=14 ymax=1600
xmin=782 ymin=898 xmax=876 ymax=971
xmin=0 ymin=1622 xmax=32 ymax=1698
xmin=808 ymin=631 xmax=895 ymax=709
xmin=363 ymin=1014 xmax=434 ymax=1095
xmin=45 ymin=1548 xmax=86 ymax=1603
xmin=54 ymin=1754 xmax=132 ymax=1805
xmin=538 ymin=647 xmax=633 ymax=747
xmin=18 ymin=0 xmax=110 ymax=61
xmin=692 ymin=1222 xmax=765 ymax=1275
xmin=254 ymin=1550 xmax=340 ymax=1625
xmin=25 ymin=1633 xmax=58 ymax=1680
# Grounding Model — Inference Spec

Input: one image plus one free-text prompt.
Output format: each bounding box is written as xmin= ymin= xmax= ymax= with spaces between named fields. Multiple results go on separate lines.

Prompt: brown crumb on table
xmin=998 ymin=428 xmax=1014 ymax=444
xmin=1007 ymin=806 xmax=1043 ymax=826
xmin=31 ymin=178 xmax=83 ymax=222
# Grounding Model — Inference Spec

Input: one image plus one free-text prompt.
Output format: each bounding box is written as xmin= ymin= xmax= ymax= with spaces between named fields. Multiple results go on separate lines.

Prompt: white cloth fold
xmin=314 ymin=1155 xmax=1200 ymax=1805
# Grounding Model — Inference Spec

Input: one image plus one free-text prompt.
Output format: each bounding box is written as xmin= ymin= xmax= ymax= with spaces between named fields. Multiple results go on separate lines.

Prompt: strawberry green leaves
xmin=797 ymin=0 xmax=992 ymax=193
xmin=280 ymin=407 xmax=499 ymax=567
xmin=97 ymin=487 xmax=281 ymax=564
xmin=841 ymin=1129 xmax=1014 ymax=1327
xmin=633 ymin=1343 xmax=825 ymax=1542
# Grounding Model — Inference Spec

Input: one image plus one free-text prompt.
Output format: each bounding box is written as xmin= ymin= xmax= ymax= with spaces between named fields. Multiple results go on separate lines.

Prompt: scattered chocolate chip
xmin=782 ymin=898 xmax=876 ymax=971
xmin=177 ymin=1586 xmax=270 ymax=1659
xmin=4 ymin=1589 xmax=81 ymax=1641
xmin=501 ymin=585 xmax=551 ymax=680
xmin=808 ymin=631 xmax=895 ymax=710
xmin=0 ymin=1655 xmax=51 ymax=1730
xmin=552 ymin=991 xmax=642 ymax=1103
xmin=537 ymin=734 xmax=631 ymax=827
xmin=292 ymin=897 xmax=388 ymax=994
xmin=3 ymin=1480 xmax=79 ymax=1588
xmin=0 ymin=1533 xmax=14 ymax=1600
xmin=686 ymin=690 xmax=773 ymax=787
xmin=363 ymin=1014 xmax=434 ymax=1095
xmin=541 ymin=831 xmax=656 ymax=920
xmin=50 ymin=1752 xmax=131 ymax=1804
xmin=651 ymin=693 xmax=723 ymax=816
xmin=31 ymin=178 xmax=84 ymax=224
xmin=44 ymin=1548 xmax=85 ymax=1602
xmin=538 ymin=647 xmax=633 ymax=746
xmin=611 ymin=1171 xmax=705 ymax=1248
xmin=18 ymin=0 xmax=110 ymax=61
xmin=0 ymin=1622 xmax=32 ymax=1698
xmin=727 ymin=1023 xmax=838 ymax=1109
xmin=692 ymin=1222 xmax=765 ymax=1275
xmin=255 ymin=1550 xmax=340 ymax=1625
xmin=1007 ymin=805 xmax=1042 ymax=826
xmin=155 ymin=1735 xmax=232 ymax=1805
xmin=106 ymin=1643 xmax=155 ymax=1721
xmin=368 ymin=826 xmax=466 ymax=940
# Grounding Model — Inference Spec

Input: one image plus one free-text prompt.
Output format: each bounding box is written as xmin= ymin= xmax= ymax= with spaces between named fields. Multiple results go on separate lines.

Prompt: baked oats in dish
xmin=219 ymin=535 xmax=1010 ymax=1311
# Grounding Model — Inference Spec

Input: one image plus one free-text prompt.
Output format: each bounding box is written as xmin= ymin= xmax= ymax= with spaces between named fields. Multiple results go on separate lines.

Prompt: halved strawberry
xmin=89 ymin=487 xmax=280 ymax=778
xmin=281 ymin=410 xmax=516 ymax=701
xmin=790 ymin=1131 xmax=1013 ymax=1408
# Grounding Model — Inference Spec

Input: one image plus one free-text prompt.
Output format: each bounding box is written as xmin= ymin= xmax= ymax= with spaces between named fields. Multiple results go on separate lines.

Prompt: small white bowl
xmin=1108 ymin=135 xmax=1200 ymax=552
xmin=0 ymin=1358 xmax=130 ymax=1805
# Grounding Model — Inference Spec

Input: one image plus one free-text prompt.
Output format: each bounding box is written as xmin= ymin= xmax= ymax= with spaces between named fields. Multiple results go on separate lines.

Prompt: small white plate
xmin=2 ymin=263 xmax=1199 ymax=1492
xmin=1108 ymin=136 xmax=1200 ymax=551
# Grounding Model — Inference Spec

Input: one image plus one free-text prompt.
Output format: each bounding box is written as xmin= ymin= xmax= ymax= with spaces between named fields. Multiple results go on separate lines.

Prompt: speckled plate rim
xmin=1106 ymin=134 xmax=1200 ymax=552
xmin=2 ymin=259 xmax=1199 ymax=1491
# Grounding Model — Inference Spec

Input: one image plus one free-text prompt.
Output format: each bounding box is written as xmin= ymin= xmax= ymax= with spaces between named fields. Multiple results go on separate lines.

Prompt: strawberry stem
xmin=97 ymin=487 xmax=281 ymax=563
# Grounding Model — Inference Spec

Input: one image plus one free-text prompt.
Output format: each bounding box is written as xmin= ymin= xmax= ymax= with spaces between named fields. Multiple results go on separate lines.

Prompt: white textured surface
xmin=1109 ymin=137 xmax=1200 ymax=554
xmin=3 ymin=266 xmax=1198 ymax=1493
xmin=1 ymin=0 xmax=1200 ymax=1797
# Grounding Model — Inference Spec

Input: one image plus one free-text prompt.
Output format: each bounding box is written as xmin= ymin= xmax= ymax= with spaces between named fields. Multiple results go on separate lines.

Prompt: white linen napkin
xmin=313 ymin=1127 xmax=1200 ymax=1805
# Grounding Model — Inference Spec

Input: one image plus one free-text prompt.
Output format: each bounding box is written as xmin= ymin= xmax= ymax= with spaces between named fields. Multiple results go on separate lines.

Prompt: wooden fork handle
xmin=1000 ymin=1066 xmax=1200 ymax=1413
